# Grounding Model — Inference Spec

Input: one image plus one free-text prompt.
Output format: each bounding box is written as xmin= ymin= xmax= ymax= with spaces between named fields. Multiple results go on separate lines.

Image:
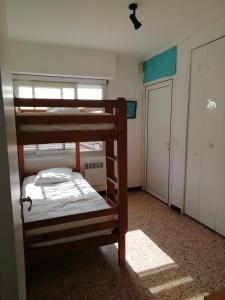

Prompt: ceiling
xmin=5 ymin=0 xmax=225 ymax=59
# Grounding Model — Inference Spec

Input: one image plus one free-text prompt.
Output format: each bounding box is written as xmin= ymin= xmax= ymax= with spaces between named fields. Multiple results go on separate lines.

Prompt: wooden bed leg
xmin=117 ymin=98 xmax=127 ymax=267
xmin=118 ymin=233 xmax=126 ymax=266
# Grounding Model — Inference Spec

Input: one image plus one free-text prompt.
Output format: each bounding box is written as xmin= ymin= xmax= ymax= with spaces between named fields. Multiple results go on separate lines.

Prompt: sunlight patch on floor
xmin=149 ymin=276 xmax=193 ymax=294
xmin=117 ymin=229 xmax=176 ymax=276
xmin=138 ymin=262 xmax=178 ymax=278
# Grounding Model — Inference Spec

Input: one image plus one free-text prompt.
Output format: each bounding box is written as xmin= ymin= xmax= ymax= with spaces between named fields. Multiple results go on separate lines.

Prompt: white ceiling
xmin=5 ymin=0 xmax=225 ymax=59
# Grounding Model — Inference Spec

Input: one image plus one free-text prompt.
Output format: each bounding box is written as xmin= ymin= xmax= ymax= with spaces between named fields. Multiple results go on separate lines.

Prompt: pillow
xmin=47 ymin=107 xmax=80 ymax=113
xmin=34 ymin=168 xmax=73 ymax=185
xmin=78 ymin=107 xmax=103 ymax=113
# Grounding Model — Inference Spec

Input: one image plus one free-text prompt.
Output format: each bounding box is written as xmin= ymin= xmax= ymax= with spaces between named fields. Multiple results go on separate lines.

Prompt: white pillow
xmin=34 ymin=168 xmax=73 ymax=185
xmin=47 ymin=107 xmax=79 ymax=113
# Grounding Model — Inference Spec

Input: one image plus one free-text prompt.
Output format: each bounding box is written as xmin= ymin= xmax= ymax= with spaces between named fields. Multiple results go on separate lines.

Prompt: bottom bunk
xmin=21 ymin=168 xmax=124 ymax=264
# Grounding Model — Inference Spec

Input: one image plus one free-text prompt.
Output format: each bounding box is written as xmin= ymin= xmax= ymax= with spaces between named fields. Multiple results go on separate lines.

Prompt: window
xmin=14 ymin=77 xmax=106 ymax=155
xmin=77 ymin=85 xmax=103 ymax=100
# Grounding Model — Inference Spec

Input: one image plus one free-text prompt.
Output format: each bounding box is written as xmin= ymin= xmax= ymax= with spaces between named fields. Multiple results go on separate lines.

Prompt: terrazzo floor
xmin=27 ymin=192 xmax=225 ymax=300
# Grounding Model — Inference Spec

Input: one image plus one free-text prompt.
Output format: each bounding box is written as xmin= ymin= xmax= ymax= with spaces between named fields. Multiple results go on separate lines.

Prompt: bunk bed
xmin=14 ymin=97 xmax=127 ymax=266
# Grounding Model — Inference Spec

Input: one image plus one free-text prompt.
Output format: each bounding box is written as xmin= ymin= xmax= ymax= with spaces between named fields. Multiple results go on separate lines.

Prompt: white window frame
xmin=13 ymin=75 xmax=107 ymax=156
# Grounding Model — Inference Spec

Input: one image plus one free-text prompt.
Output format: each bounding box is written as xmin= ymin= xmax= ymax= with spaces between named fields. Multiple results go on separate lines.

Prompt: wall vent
xmin=84 ymin=160 xmax=106 ymax=191
xmin=84 ymin=161 xmax=104 ymax=170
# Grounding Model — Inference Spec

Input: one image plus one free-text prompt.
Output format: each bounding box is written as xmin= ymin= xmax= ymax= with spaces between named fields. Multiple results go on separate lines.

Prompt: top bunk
xmin=14 ymin=97 xmax=127 ymax=145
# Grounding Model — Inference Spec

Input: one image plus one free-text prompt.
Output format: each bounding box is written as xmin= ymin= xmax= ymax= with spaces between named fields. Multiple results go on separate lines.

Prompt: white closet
xmin=185 ymin=36 xmax=225 ymax=236
xmin=145 ymin=80 xmax=172 ymax=204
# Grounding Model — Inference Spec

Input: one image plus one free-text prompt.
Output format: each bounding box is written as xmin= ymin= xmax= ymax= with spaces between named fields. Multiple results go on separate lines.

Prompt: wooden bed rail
xmin=17 ymin=130 xmax=118 ymax=145
xmin=26 ymin=233 xmax=120 ymax=264
xmin=24 ymin=207 xmax=118 ymax=230
xmin=25 ymin=220 xmax=118 ymax=246
xmin=16 ymin=114 xmax=116 ymax=125
xmin=14 ymin=98 xmax=118 ymax=109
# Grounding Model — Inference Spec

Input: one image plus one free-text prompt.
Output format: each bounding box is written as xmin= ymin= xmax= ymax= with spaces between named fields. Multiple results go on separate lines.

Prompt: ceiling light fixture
xmin=129 ymin=3 xmax=142 ymax=30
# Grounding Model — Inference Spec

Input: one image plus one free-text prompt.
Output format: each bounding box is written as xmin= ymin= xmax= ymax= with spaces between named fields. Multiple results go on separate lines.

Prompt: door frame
xmin=143 ymin=78 xmax=174 ymax=205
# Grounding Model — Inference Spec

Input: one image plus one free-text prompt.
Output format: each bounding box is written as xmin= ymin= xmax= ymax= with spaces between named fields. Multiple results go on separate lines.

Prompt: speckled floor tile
xmin=27 ymin=192 xmax=225 ymax=300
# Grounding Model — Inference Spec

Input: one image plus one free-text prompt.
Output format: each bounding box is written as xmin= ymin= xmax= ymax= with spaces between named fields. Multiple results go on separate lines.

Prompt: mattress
xmin=17 ymin=110 xmax=115 ymax=132
xmin=22 ymin=172 xmax=116 ymax=247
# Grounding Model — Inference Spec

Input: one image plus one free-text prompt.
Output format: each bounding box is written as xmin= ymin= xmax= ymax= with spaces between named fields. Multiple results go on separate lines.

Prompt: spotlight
xmin=129 ymin=3 xmax=142 ymax=30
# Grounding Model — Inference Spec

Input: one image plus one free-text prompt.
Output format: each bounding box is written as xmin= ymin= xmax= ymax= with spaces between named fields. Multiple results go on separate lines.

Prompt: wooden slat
xmin=106 ymin=156 xmax=118 ymax=162
xmin=107 ymin=197 xmax=118 ymax=207
xmin=16 ymin=114 xmax=116 ymax=125
xmin=26 ymin=233 xmax=120 ymax=263
xmin=26 ymin=220 xmax=118 ymax=245
xmin=107 ymin=176 xmax=118 ymax=185
xmin=14 ymin=98 xmax=118 ymax=108
xmin=17 ymin=129 xmax=118 ymax=145
xmin=24 ymin=207 xmax=118 ymax=230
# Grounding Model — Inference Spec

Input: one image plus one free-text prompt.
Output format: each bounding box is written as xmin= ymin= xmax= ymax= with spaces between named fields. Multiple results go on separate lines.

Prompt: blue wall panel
xmin=143 ymin=47 xmax=177 ymax=83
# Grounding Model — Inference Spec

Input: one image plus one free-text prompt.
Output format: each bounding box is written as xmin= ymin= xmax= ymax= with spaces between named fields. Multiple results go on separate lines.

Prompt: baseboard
xmin=98 ymin=186 xmax=142 ymax=196
xmin=170 ymin=204 xmax=181 ymax=212
xmin=128 ymin=186 xmax=142 ymax=192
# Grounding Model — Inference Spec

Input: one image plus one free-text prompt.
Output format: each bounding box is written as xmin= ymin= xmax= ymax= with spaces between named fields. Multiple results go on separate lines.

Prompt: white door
xmin=145 ymin=80 xmax=172 ymax=204
xmin=185 ymin=36 xmax=225 ymax=235
xmin=185 ymin=45 xmax=209 ymax=223
xmin=207 ymin=37 xmax=225 ymax=236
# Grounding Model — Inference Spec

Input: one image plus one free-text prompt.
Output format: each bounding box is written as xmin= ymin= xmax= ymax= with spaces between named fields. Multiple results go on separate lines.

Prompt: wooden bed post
xmin=18 ymin=145 xmax=25 ymax=179
xmin=117 ymin=98 xmax=127 ymax=266
xmin=75 ymin=142 xmax=81 ymax=172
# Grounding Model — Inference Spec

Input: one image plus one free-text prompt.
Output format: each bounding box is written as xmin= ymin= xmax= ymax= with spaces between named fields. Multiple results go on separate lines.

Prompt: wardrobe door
xmin=145 ymin=80 xmax=172 ymax=203
xmin=185 ymin=46 xmax=207 ymax=220
xmin=186 ymin=36 xmax=225 ymax=234
xmin=206 ymin=37 xmax=225 ymax=236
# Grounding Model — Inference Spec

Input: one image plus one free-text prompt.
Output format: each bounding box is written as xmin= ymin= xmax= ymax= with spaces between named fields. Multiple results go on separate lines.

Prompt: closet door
xmin=145 ymin=80 xmax=172 ymax=203
xmin=185 ymin=46 xmax=207 ymax=220
xmin=185 ymin=36 xmax=225 ymax=234
xmin=206 ymin=37 xmax=225 ymax=236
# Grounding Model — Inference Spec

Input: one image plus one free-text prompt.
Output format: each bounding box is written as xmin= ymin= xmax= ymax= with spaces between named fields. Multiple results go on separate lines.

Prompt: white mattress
xmin=22 ymin=173 xmax=116 ymax=247
xmin=17 ymin=110 xmax=114 ymax=132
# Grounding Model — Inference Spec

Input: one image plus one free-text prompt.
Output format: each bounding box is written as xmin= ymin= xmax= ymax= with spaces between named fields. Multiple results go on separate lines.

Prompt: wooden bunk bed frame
xmin=14 ymin=97 xmax=127 ymax=266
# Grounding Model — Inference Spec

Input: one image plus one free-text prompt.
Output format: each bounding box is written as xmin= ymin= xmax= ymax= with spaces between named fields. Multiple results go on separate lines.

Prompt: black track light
xmin=129 ymin=3 xmax=142 ymax=30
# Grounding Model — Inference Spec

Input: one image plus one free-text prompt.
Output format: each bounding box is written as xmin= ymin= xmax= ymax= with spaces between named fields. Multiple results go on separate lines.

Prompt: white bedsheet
xmin=18 ymin=110 xmax=107 ymax=116
xmin=22 ymin=173 xmax=116 ymax=247
xmin=22 ymin=172 xmax=111 ymax=223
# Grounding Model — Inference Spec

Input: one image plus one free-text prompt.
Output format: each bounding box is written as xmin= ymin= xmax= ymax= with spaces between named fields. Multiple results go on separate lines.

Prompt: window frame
xmin=13 ymin=75 xmax=107 ymax=156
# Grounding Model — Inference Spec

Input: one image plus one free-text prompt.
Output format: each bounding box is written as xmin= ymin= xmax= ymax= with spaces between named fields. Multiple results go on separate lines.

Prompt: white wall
xmin=10 ymin=41 xmax=116 ymax=79
xmin=0 ymin=0 xmax=26 ymax=299
xmin=170 ymin=17 xmax=225 ymax=209
xmin=107 ymin=55 xmax=143 ymax=187
xmin=10 ymin=43 xmax=143 ymax=188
